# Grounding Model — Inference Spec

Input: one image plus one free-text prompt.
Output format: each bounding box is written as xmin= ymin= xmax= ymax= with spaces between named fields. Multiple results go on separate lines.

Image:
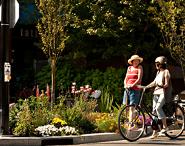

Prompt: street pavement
xmin=64 ymin=131 xmax=185 ymax=146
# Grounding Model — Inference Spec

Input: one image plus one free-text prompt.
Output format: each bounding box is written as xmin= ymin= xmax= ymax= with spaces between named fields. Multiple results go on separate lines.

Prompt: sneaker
xmin=149 ymin=134 xmax=158 ymax=139
xmin=160 ymin=127 xmax=169 ymax=133
xmin=158 ymin=132 xmax=165 ymax=137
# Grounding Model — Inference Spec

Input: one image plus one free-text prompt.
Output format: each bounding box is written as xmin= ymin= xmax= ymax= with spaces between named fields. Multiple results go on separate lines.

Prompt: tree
xmin=35 ymin=0 xmax=73 ymax=108
xmin=70 ymin=0 xmax=168 ymax=65
xmin=149 ymin=0 xmax=185 ymax=83
xmin=18 ymin=0 xmax=40 ymax=24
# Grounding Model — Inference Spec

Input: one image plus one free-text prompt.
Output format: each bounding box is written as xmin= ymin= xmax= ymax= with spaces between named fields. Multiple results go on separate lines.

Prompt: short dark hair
xmin=160 ymin=64 xmax=166 ymax=69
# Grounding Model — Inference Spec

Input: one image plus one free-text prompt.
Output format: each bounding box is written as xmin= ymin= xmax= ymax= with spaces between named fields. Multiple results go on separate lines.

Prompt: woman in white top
xmin=144 ymin=56 xmax=171 ymax=139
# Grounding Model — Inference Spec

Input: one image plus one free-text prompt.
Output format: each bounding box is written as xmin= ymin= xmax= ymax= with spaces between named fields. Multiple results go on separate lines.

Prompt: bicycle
xmin=15 ymin=85 xmax=36 ymax=101
xmin=118 ymin=84 xmax=185 ymax=142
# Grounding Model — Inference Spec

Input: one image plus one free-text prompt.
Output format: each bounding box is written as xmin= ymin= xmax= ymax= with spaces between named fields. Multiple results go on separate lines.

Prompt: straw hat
xmin=128 ymin=55 xmax=143 ymax=65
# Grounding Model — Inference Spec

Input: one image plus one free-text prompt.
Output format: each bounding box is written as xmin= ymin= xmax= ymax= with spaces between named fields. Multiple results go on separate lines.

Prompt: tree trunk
xmin=180 ymin=59 xmax=185 ymax=86
xmin=51 ymin=58 xmax=56 ymax=109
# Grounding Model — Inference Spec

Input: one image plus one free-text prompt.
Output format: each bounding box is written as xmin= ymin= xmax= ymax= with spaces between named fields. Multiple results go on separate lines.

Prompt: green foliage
xmin=14 ymin=103 xmax=35 ymax=136
xmin=144 ymin=89 xmax=153 ymax=112
xmin=76 ymin=117 xmax=97 ymax=134
xmin=18 ymin=0 xmax=40 ymax=24
xmin=35 ymin=0 xmax=71 ymax=59
xmin=9 ymin=103 xmax=19 ymax=134
xmin=11 ymin=95 xmax=54 ymax=136
xmin=67 ymin=0 xmax=167 ymax=66
xmin=10 ymin=93 xmax=98 ymax=136
xmin=100 ymin=86 xmax=114 ymax=113
xmin=36 ymin=62 xmax=127 ymax=105
xmin=112 ymin=102 xmax=125 ymax=117
xmin=149 ymin=0 xmax=185 ymax=79
xmin=94 ymin=113 xmax=121 ymax=133
xmin=102 ymin=67 xmax=125 ymax=104
xmin=54 ymin=95 xmax=98 ymax=134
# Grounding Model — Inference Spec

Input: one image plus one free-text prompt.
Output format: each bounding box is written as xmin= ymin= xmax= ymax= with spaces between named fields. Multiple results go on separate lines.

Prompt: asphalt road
xmin=66 ymin=131 xmax=185 ymax=146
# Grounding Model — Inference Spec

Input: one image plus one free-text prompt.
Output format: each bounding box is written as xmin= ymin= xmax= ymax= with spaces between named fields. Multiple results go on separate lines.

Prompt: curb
xmin=0 ymin=127 xmax=152 ymax=146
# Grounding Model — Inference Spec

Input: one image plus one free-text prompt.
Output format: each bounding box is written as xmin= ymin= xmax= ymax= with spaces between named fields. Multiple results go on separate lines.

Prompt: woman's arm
xmin=145 ymin=80 xmax=156 ymax=89
xmin=124 ymin=67 xmax=129 ymax=88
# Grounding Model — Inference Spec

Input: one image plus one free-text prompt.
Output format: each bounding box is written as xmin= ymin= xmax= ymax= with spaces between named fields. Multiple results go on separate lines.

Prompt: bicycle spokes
xmin=165 ymin=105 xmax=185 ymax=139
xmin=118 ymin=104 xmax=145 ymax=142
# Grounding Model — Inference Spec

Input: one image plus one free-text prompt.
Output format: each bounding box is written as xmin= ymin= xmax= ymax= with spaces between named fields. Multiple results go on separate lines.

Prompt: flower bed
xmin=10 ymin=84 xmax=126 ymax=137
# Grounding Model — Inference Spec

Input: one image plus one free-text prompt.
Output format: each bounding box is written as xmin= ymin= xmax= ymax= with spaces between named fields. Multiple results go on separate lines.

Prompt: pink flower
xmin=71 ymin=86 xmax=75 ymax=89
xmin=91 ymin=92 xmax=95 ymax=94
xmin=94 ymin=90 xmax=98 ymax=93
xmin=84 ymin=96 xmax=87 ymax=99
xmin=87 ymin=88 xmax=91 ymax=92
xmin=78 ymin=90 xmax=81 ymax=93
xmin=72 ymin=82 xmax=76 ymax=85
xmin=84 ymin=89 xmax=87 ymax=92
xmin=75 ymin=91 xmax=79 ymax=94
xmin=85 ymin=85 xmax=89 ymax=88
xmin=71 ymin=90 xmax=74 ymax=93
xmin=90 ymin=103 xmax=93 ymax=105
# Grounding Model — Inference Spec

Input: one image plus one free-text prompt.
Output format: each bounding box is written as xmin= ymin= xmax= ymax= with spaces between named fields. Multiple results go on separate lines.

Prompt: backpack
xmin=162 ymin=69 xmax=173 ymax=103
xmin=156 ymin=69 xmax=173 ymax=103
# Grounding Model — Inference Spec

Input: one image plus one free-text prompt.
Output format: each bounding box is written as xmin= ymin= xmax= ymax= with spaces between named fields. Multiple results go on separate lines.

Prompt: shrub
xmin=36 ymin=62 xmax=127 ymax=105
xmin=94 ymin=113 xmax=120 ymax=133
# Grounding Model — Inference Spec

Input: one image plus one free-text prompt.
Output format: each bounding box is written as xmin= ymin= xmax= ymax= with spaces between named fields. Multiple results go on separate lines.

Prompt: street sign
xmin=4 ymin=62 xmax=11 ymax=82
xmin=0 ymin=0 xmax=19 ymax=28
xmin=9 ymin=0 xmax=19 ymax=28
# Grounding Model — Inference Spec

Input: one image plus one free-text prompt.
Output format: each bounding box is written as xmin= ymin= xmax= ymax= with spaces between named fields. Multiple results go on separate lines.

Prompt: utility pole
xmin=0 ymin=0 xmax=10 ymax=135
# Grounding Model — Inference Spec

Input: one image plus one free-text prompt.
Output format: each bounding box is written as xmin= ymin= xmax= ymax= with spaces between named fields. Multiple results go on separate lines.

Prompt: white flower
xmin=35 ymin=125 xmax=77 ymax=136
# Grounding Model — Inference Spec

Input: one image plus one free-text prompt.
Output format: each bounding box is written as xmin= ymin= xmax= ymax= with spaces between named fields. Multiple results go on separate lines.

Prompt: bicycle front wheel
xmin=118 ymin=104 xmax=145 ymax=142
xmin=165 ymin=104 xmax=185 ymax=139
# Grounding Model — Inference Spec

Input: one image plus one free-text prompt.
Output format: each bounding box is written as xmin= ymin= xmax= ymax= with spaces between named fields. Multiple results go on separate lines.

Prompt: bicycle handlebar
xmin=137 ymin=83 xmax=163 ymax=89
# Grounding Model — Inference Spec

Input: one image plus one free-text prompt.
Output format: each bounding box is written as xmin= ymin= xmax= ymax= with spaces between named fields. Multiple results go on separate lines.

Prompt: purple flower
xmin=138 ymin=115 xmax=152 ymax=125
xmin=9 ymin=103 xmax=15 ymax=107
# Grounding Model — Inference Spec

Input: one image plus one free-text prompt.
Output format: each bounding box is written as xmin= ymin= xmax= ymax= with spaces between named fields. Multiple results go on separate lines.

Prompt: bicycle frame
xmin=138 ymin=88 xmax=157 ymax=121
xmin=136 ymin=86 xmax=180 ymax=130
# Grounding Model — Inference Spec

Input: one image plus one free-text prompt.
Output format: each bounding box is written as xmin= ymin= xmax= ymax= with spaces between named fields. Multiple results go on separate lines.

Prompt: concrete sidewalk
xmin=0 ymin=127 xmax=152 ymax=146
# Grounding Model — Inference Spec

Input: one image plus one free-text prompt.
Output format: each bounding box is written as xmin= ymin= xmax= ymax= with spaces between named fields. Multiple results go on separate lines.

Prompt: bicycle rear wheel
xmin=118 ymin=104 xmax=145 ymax=142
xmin=165 ymin=104 xmax=185 ymax=139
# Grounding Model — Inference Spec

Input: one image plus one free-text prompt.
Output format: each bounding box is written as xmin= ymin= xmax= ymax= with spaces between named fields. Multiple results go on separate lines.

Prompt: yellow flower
xmin=95 ymin=119 xmax=100 ymax=123
xmin=111 ymin=123 xmax=114 ymax=125
xmin=136 ymin=118 xmax=140 ymax=124
xmin=51 ymin=118 xmax=67 ymax=126
xmin=121 ymin=124 xmax=125 ymax=128
xmin=102 ymin=120 xmax=105 ymax=123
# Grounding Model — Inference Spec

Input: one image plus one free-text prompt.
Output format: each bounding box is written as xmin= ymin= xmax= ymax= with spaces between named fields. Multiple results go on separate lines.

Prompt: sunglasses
xmin=155 ymin=62 xmax=160 ymax=67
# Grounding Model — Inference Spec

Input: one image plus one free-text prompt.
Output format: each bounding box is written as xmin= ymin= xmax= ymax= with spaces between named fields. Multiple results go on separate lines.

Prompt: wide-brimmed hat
xmin=128 ymin=55 xmax=143 ymax=65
